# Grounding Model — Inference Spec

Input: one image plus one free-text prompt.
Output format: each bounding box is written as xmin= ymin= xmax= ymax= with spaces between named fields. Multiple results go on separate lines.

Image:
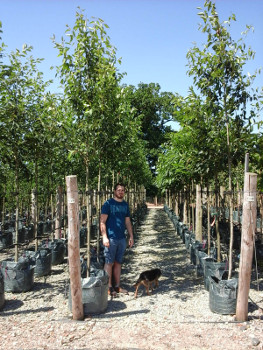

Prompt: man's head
xmin=114 ymin=183 xmax=126 ymax=201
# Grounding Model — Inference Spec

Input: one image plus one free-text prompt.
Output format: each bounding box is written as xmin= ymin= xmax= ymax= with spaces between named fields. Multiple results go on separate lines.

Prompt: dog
xmin=133 ymin=268 xmax=161 ymax=298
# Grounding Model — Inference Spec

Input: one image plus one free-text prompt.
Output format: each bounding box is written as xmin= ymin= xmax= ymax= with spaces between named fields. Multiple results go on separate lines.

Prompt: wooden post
xmin=236 ymin=172 xmax=257 ymax=322
xmin=66 ymin=175 xmax=84 ymax=321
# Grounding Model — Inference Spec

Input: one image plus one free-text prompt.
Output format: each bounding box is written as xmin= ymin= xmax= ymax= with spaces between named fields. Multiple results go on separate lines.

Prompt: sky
xmin=0 ymin=0 xmax=263 ymax=103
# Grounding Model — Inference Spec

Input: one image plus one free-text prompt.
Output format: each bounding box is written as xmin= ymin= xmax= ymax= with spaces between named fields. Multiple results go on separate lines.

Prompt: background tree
xmin=125 ymin=82 xmax=175 ymax=196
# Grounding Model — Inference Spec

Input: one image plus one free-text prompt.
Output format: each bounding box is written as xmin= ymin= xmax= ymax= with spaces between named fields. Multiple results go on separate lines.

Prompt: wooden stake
xmin=236 ymin=172 xmax=257 ymax=322
xmin=66 ymin=175 xmax=84 ymax=321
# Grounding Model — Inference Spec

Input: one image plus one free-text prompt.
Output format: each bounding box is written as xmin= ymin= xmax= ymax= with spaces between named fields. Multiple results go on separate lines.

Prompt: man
xmin=100 ymin=183 xmax=134 ymax=297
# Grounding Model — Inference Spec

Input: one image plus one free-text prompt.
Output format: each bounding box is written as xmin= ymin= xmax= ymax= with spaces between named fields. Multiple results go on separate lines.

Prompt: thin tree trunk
xmin=1 ymin=185 xmax=5 ymax=226
xmin=183 ymin=186 xmax=188 ymax=225
xmin=50 ymin=193 xmax=54 ymax=240
xmin=195 ymin=184 xmax=202 ymax=242
xmin=34 ymin=158 xmax=39 ymax=251
xmin=85 ymin=163 xmax=91 ymax=278
xmin=207 ymin=185 xmax=211 ymax=256
xmin=226 ymin=121 xmax=234 ymax=279
xmin=191 ymin=180 xmax=195 ymax=232
xmin=215 ymin=177 xmax=221 ymax=262
xmin=31 ymin=189 xmax=37 ymax=250
xmin=55 ymin=186 xmax=63 ymax=239
xmin=14 ymin=156 xmax=19 ymax=262
xmin=96 ymin=162 xmax=101 ymax=263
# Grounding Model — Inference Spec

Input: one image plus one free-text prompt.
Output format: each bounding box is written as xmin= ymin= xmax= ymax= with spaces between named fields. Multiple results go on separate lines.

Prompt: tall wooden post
xmin=66 ymin=175 xmax=84 ymax=321
xmin=236 ymin=172 xmax=257 ymax=322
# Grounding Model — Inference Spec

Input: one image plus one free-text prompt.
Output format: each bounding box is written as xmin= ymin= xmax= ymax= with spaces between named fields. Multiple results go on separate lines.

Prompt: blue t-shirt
xmin=101 ymin=198 xmax=130 ymax=240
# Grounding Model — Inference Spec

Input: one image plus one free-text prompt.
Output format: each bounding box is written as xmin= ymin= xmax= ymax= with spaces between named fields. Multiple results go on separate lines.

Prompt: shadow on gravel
xmin=94 ymin=300 xmax=150 ymax=319
xmin=50 ymin=267 xmax=67 ymax=276
xmin=99 ymin=308 xmax=150 ymax=319
xmin=0 ymin=298 xmax=23 ymax=311
xmin=0 ymin=303 xmax=54 ymax=316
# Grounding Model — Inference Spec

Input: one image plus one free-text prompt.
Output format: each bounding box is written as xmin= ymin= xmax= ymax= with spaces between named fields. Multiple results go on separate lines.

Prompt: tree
xmin=126 ymin=83 xmax=174 ymax=173
xmin=0 ymin=44 xmax=52 ymax=257
xmin=53 ymin=9 xmax=152 ymax=273
xmin=186 ymin=0 xmax=260 ymax=277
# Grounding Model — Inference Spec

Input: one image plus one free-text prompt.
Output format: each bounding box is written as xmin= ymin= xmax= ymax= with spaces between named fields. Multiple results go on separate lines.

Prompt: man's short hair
xmin=114 ymin=183 xmax=126 ymax=191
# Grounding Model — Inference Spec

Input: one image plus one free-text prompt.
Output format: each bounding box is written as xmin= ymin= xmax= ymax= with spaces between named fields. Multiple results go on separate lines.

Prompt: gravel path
xmin=0 ymin=207 xmax=263 ymax=350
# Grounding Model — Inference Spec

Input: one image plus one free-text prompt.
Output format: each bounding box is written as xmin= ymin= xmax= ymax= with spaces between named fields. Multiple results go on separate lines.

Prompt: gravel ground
xmin=0 ymin=206 xmax=263 ymax=350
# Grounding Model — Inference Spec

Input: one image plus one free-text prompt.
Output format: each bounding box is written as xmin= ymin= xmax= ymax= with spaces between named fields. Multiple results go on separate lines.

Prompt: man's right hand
xmin=102 ymin=235 xmax=110 ymax=248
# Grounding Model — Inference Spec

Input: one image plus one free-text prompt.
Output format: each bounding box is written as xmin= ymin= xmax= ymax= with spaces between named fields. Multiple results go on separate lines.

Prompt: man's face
xmin=114 ymin=186 xmax=125 ymax=200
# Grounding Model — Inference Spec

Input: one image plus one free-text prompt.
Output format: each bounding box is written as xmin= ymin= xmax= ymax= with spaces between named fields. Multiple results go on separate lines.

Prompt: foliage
xmin=53 ymin=9 xmax=151 ymax=188
xmin=156 ymin=0 xmax=261 ymax=194
xmin=125 ymin=83 xmax=174 ymax=174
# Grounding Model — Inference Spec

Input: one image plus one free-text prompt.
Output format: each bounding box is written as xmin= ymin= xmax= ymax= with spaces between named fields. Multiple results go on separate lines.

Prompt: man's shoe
xmin=114 ymin=286 xmax=129 ymax=295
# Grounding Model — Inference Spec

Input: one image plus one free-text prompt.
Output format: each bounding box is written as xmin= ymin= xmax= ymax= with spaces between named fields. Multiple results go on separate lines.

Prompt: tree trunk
xmin=191 ymin=180 xmax=195 ymax=231
xmin=50 ymin=193 xmax=54 ymax=240
xmin=14 ymin=157 xmax=19 ymax=262
xmin=31 ymin=189 xmax=37 ymax=250
xmin=215 ymin=178 xmax=221 ymax=262
xmin=85 ymin=164 xmax=91 ymax=278
xmin=195 ymin=184 xmax=202 ymax=242
xmin=55 ymin=186 xmax=63 ymax=239
xmin=34 ymin=158 xmax=39 ymax=251
xmin=96 ymin=163 xmax=101 ymax=263
xmin=1 ymin=185 xmax=5 ymax=226
xmin=183 ymin=187 xmax=188 ymax=225
xmin=260 ymin=194 xmax=263 ymax=243
xmin=207 ymin=185 xmax=211 ymax=256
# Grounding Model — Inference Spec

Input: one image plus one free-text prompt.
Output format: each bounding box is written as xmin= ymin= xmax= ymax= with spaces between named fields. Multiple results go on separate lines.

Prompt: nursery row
xmin=164 ymin=205 xmax=240 ymax=315
xmin=0 ymin=201 xmax=148 ymax=315
xmin=0 ymin=201 xmax=147 ymax=250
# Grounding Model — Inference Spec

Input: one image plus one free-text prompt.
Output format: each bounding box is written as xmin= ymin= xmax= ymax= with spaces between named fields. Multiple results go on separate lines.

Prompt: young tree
xmin=53 ymin=9 xmax=151 ymax=273
xmin=0 ymin=44 xmax=51 ymax=258
xmin=186 ymin=0 xmax=260 ymax=277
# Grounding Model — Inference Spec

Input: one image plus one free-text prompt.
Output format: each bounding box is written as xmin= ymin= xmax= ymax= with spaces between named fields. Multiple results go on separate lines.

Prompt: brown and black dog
xmin=134 ymin=268 xmax=161 ymax=298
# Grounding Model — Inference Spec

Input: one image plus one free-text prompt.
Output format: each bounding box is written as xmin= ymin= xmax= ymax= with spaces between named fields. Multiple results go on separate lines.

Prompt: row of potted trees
xmin=164 ymin=205 xmax=238 ymax=315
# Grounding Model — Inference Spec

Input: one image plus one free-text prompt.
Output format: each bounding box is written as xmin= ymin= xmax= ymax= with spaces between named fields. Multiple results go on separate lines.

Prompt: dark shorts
xmin=104 ymin=237 xmax=127 ymax=264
